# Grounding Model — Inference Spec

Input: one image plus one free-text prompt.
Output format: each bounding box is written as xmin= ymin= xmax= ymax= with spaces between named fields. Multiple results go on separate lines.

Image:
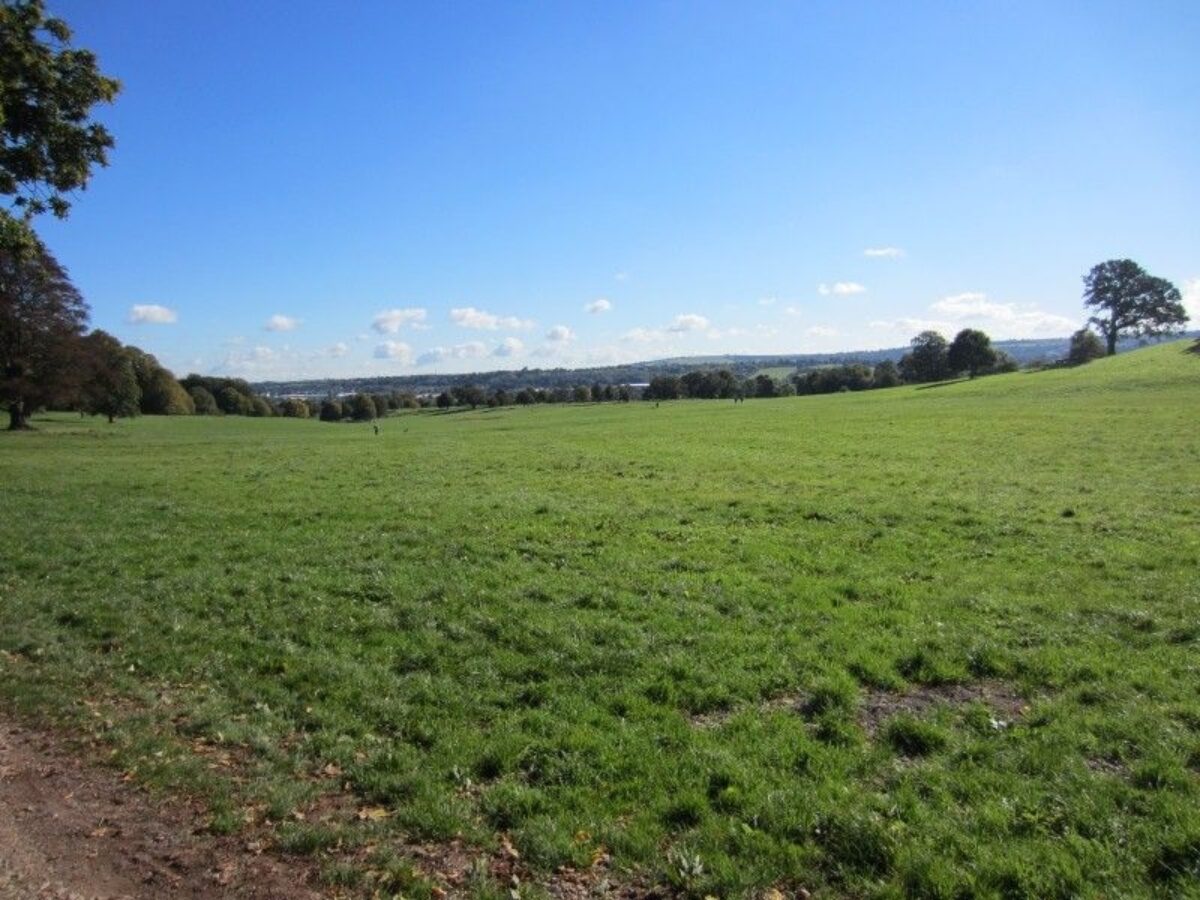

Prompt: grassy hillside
xmin=2 ymin=342 xmax=1198 ymax=897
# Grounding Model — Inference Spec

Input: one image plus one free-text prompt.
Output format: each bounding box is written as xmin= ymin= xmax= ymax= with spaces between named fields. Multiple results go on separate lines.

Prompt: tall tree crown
xmin=1 ymin=0 xmax=121 ymax=220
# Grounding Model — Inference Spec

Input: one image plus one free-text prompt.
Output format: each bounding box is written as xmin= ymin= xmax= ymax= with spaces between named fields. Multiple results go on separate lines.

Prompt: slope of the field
xmin=2 ymin=342 xmax=1198 ymax=897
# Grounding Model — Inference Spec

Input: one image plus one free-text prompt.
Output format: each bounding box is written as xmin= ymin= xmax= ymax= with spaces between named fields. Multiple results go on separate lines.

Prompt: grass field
xmin=2 ymin=342 xmax=1199 ymax=898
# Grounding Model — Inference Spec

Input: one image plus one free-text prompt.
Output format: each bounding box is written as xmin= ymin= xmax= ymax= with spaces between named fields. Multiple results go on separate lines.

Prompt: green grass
xmin=3 ymin=342 xmax=1199 ymax=898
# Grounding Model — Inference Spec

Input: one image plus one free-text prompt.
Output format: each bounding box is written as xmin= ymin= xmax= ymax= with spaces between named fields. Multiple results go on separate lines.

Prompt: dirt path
xmin=0 ymin=716 xmax=324 ymax=900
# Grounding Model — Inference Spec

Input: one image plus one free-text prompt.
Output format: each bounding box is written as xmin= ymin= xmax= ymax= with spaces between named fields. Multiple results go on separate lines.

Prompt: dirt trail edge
xmin=0 ymin=715 xmax=324 ymax=900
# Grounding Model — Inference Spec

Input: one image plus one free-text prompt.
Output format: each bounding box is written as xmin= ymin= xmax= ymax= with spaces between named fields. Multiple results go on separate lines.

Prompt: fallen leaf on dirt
xmin=356 ymin=806 xmax=391 ymax=821
xmin=500 ymin=834 xmax=520 ymax=859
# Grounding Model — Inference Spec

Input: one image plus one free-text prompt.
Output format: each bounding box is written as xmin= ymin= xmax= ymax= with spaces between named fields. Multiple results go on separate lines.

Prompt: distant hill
xmin=252 ymin=333 xmax=1192 ymax=398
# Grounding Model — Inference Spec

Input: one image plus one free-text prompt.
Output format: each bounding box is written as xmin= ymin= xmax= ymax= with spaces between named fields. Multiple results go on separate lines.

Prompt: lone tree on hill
xmin=1083 ymin=259 xmax=1187 ymax=355
xmin=1 ymin=0 xmax=121 ymax=224
xmin=947 ymin=328 xmax=997 ymax=378
xmin=1 ymin=234 xmax=87 ymax=428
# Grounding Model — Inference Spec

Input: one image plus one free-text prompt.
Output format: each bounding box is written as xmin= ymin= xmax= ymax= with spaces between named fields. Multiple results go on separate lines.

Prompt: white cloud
xmin=374 ymin=341 xmax=413 ymax=363
xmin=265 ymin=314 xmax=300 ymax=332
xmin=614 ymin=271 xmax=629 ymax=282
xmin=493 ymin=337 xmax=524 ymax=357
xmin=585 ymin=298 xmax=612 ymax=314
xmin=372 ymin=307 xmax=427 ymax=334
xmin=806 ymin=325 xmax=838 ymax=337
xmin=863 ymin=247 xmax=905 ymax=259
xmin=784 ymin=305 xmax=803 ymax=317
xmin=128 ymin=304 xmax=177 ymax=324
xmin=817 ymin=282 xmax=867 ymax=296
xmin=757 ymin=297 xmax=777 ymax=306
xmin=415 ymin=342 xmax=488 ymax=366
xmin=1182 ymin=277 xmax=1200 ymax=323
xmin=326 ymin=342 xmax=348 ymax=358
xmin=869 ymin=317 xmax=957 ymax=335
xmin=930 ymin=292 xmax=1076 ymax=336
xmin=667 ymin=313 xmax=709 ymax=332
xmin=449 ymin=306 xmax=535 ymax=331
xmin=622 ymin=327 xmax=664 ymax=343
xmin=545 ymin=324 xmax=574 ymax=342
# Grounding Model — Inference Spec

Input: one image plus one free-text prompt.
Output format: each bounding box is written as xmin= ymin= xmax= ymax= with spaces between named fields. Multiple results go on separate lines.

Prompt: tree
xmin=1067 ymin=328 xmax=1105 ymax=365
xmin=189 ymin=385 xmax=218 ymax=415
xmin=899 ymin=331 xmax=949 ymax=383
xmin=216 ymin=385 xmax=249 ymax=415
xmin=451 ymin=384 xmax=485 ymax=409
xmin=80 ymin=329 xmax=139 ymax=422
xmin=279 ymin=398 xmax=310 ymax=418
xmin=349 ymin=392 xmax=376 ymax=421
xmin=1 ymin=0 xmax=121 ymax=222
xmin=872 ymin=359 xmax=901 ymax=388
xmin=947 ymin=329 xmax=997 ymax=378
xmin=319 ymin=398 xmax=343 ymax=421
xmin=1 ymin=233 xmax=87 ymax=428
xmin=435 ymin=391 xmax=451 ymax=409
xmin=1083 ymin=259 xmax=1187 ymax=355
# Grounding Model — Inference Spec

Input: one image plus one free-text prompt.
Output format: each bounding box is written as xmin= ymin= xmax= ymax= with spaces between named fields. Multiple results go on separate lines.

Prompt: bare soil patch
xmin=0 ymin=715 xmax=323 ymax=900
xmin=858 ymin=680 xmax=1029 ymax=736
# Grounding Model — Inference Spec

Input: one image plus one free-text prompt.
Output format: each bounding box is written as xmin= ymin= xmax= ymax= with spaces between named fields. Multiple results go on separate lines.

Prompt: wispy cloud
xmin=374 ymin=341 xmax=413 ymax=363
xmin=667 ymin=313 xmax=710 ymax=332
xmin=493 ymin=337 xmax=524 ymax=357
xmin=621 ymin=327 xmax=663 ymax=344
xmin=585 ymin=298 xmax=612 ymax=314
xmin=416 ymin=342 xmax=488 ymax=366
xmin=128 ymin=304 xmax=177 ymax=324
xmin=326 ymin=342 xmax=348 ymax=358
xmin=869 ymin=291 xmax=1077 ymax=340
xmin=450 ymin=306 xmax=535 ymax=331
xmin=265 ymin=314 xmax=300 ymax=332
xmin=372 ymin=308 xmax=427 ymax=334
xmin=1182 ymin=277 xmax=1199 ymax=322
xmin=806 ymin=325 xmax=838 ymax=337
xmin=930 ymin=292 xmax=1076 ymax=335
xmin=817 ymin=282 xmax=867 ymax=296
xmin=863 ymin=247 xmax=905 ymax=259
xmin=545 ymin=324 xmax=574 ymax=342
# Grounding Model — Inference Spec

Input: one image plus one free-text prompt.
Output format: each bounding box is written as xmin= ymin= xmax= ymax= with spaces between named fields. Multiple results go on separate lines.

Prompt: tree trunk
xmin=107 ymin=412 xmax=115 ymax=424
xmin=1106 ymin=328 xmax=1118 ymax=356
xmin=7 ymin=400 xmax=29 ymax=430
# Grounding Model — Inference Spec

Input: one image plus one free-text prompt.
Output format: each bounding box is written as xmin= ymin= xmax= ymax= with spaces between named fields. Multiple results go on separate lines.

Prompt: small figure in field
xmin=373 ymin=423 xmax=379 ymax=436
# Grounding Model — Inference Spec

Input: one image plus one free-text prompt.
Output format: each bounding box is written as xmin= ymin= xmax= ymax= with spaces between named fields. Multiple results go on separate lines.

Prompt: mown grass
xmin=2 ymin=342 xmax=1199 ymax=898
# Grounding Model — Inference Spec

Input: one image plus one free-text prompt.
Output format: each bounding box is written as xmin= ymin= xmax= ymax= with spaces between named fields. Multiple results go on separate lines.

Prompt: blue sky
xmin=34 ymin=1 xmax=1200 ymax=379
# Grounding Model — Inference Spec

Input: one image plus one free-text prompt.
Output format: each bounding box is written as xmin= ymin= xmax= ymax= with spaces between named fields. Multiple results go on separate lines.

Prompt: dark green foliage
xmin=188 ymin=385 xmax=218 ymax=415
xmin=451 ymin=384 xmax=485 ymax=409
xmin=435 ymin=391 xmax=451 ymax=409
xmin=126 ymin=346 xmax=191 ymax=414
xmin=0 ymin=0 xmax=121 ymax=219
xmin=79 ymin=329 xmax=139 ymax=422
xmin=1066 ymin=328 xmax=1105 ymax=365
xmin=179 ymin=374 xmax=269 ymax=417
xmin=278 ymin=398 xmax=310 ymax=418
xmin=1083 ymin=259 xmax=1187 ymax=355
xmin=349 ymin=392 xmax=376 ymax=421
xmin=793 ymin=363 xmax=875 ymax=395
xmin=899 ymin=330 xmax=950 ymax=383
xmin=0 ymin=232 xmax=88 ymax=428
xmin=872 ymin=359 xmax=902 ymax=388
xmin=318 ymin=398 xmax=343 ymax=421
xmin=947 ymin=328 xmax=997 ymax=378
